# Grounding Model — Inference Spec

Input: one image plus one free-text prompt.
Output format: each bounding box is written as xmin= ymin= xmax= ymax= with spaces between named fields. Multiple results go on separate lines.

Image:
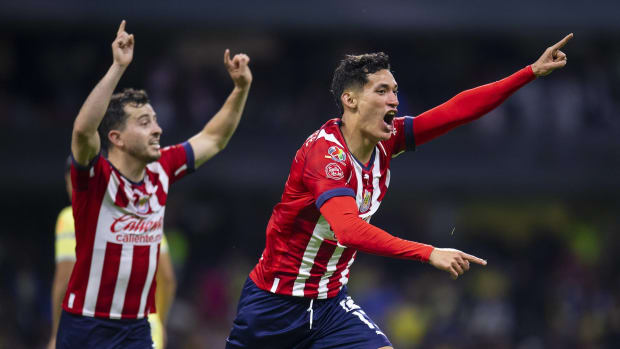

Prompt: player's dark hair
xmin=98 ymin=88 xmax=150 ymax=149
xmin=330 ymin=52 xmax=391 ymax=115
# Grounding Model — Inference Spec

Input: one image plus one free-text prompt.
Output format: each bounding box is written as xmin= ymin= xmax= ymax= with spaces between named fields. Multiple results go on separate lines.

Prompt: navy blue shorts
xmin=226 ymin=277 xmax=392 ymax=348
xmin=56 ymin=310 xmax=153 ymax=349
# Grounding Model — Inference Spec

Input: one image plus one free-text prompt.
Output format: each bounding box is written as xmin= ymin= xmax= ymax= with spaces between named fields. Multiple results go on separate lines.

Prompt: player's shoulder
xmin=302 ymin=119 xmax=347 ymax=152
xmin=302 ymin=119 xmax=351 ymax=170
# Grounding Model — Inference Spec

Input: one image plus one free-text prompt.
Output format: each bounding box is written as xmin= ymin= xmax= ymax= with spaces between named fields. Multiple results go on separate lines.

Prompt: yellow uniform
xmin=54 ymin=206 xmax=168 ymax=349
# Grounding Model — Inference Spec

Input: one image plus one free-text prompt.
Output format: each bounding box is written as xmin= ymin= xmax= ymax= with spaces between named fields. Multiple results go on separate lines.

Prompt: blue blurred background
xmin=1 ymin=1 xmax=619 ymax=348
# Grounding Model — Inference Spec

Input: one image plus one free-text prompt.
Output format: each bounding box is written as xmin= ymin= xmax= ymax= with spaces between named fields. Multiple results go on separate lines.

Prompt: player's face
xmin=119 ymin=103 xmax=163 ymax=163
xmin=356 ymin=69 xmax=399 ymax=142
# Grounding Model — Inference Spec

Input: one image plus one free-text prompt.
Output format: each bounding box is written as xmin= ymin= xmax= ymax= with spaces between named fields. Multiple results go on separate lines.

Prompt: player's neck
xmin=107 ymin=149 xmax=146 ymax=183
xmin=339 ymin=118 xmax=376 ymax=165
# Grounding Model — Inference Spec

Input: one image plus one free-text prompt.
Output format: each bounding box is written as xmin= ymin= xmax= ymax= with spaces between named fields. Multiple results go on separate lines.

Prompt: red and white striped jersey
xmin=250 ymin=117 xmax=415 ymax=299
xmin=63 ymin=142 xmax=194 ymax=319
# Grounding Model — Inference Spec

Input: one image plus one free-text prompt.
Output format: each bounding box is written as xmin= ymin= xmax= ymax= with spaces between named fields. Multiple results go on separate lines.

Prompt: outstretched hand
xmin=428 ymin=248 xmax=487 ymax=279
xmin=531 ymin=33 xmax=573 ymax=77
xmin=224 ymin=49 xmax=252 ymax=89
xmin=112 ymin=20 xmax=134 ymax=68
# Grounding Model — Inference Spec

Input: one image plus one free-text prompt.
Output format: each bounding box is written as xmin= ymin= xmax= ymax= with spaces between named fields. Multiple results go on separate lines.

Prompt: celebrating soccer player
xmin=56 ymin=20 xmax=252 ymax=348
xmin=48 ymin=158 xmax=177 ymax=349
xmin=226 ymin=34 xmax=572 ymax=348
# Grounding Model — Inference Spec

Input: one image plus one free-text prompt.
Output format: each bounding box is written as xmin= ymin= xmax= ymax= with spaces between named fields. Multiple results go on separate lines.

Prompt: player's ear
xmin=341 ymin=90 xmax=357 ymax=111
xmin=108 ymin=130 xmax=123 ymax=148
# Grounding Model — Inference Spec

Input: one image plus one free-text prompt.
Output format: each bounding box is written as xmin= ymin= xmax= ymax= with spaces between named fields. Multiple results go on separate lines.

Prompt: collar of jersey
xmin=335 ymin=119 xmax=376 ymax=172
xmin=106 ymin=158 xmax=145 ymax=186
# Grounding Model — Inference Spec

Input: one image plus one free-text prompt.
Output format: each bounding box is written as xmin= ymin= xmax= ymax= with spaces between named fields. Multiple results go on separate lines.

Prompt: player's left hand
xmin=224 ymin=49 xmax=252 ymax=89
xmin=428 ymin=247 xmax=487 ymax=280
xmin=531 ymin=33 xmax=573 ymax=77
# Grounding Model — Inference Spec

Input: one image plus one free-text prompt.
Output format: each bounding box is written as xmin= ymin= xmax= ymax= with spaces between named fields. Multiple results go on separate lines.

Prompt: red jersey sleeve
xmin=302 ymin=138 xmax=355 ymax=209
xmin=157 ymin=141 xmax=195 ymax=185
xmin=70 ymin=153 xmax=105 ymax=192
xmin=320 ymin=196 xmax=434 ymax=262
xmin=412 ymin=66 xmax=536 ymax=146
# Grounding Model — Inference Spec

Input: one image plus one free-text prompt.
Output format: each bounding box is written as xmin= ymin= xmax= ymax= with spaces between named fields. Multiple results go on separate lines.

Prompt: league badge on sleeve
xmin=326 ymin=146 xmax=347 ymax=163
xmin=325 ymin=162 xmax=345 ymax=180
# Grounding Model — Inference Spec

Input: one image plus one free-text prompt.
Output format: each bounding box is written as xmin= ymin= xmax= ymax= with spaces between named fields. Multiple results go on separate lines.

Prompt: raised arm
xmin=71 ymin=20 xmax=134 ymax=165
xmin=412 ymin=33 xmax=573 ymax=146
xmin=320 ymin=196 xmax=486 ymax=279
xmin=188 ymin=49 xmax=252 ymax=168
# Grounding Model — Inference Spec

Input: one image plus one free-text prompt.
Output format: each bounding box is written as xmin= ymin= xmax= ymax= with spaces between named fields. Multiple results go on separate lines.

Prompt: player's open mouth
xmin=149 ymin=140 xmax=160 ymax=150
xmin=383 ymin=110 xmax=396 ymax=127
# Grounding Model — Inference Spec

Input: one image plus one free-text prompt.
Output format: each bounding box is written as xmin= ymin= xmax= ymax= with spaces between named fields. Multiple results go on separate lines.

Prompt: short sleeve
xmin=55 ymin=206 xmax=76 ymax=263
xmin=302 ymin=140 xmax=355 ymax=209
xmin=70 ymin=153 xmax=103 ymax=192
xmin=158 ymin=142 xmax=195 ymax=184
xmin=386 ymin=116 xmax=416 ymax=158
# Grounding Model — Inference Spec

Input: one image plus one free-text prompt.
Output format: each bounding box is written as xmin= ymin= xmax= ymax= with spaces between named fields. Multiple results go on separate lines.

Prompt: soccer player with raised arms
xmin=57 ymin=20 xmax=252 ymax=348
xmin=226 ymin=34 xmax=572 ymax=348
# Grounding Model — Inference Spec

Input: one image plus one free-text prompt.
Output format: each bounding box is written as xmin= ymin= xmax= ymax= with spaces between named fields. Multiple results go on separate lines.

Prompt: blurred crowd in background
xmin=1 ymin=3 xmax=619 ymax=348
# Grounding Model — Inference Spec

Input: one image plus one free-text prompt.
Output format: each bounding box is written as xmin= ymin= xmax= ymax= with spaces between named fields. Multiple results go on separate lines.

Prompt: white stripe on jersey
xmin=377 ymin=142 xmax=387 ymax=157
xmin=174 ymin=164 xmax=187 ymax=177
xmin=360 ymin=151 xmax=383 ymax=221
xmin=147 ymin=162 xmax=169 ymax=193
xmin=137 ymin=244 xmax=159 ymax=318
xmin=292 ymin=216 xmax=332 ymax=297
xmin=351 ymin=160 xmax=364 ymax=207
xmin=143 ymin=173 xmax=162 ymax=213
xmin=83 ymin=183 xmax=119 ymax=317
xmin=316 ymin=129 xmax=345 ymax=148
xmin=82 ymin=226 xmax=107 ymax=317
xmin=108 ymin=171 xmax=120 ymax=203
xmin=338 ymin=251 xmax=357 ymax=286
xmin=316 ymin=243 xmax=345 ymax=299
xmin=109 ymin=244 xmax=134 ymax=319
xmin=68 ymin=293 xmax=75 ymax=309
xmin=270 ymin=278 xmax=280 ymax=293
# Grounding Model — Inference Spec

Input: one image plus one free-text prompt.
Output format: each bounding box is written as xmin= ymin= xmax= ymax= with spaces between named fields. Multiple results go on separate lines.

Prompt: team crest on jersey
xmin=135 ymin=195 xmax=151 ymax=214
xmin=325 ymin=162 xmax=344 ymax=180
xmin=326 ymin=146 xmax=347 ymax=163
xmin=360 ymin=189 xmax=372 ymax=213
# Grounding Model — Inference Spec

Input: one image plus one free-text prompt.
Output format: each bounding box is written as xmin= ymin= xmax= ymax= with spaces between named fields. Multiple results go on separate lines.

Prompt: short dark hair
xmin=330 ymin=52 xmax=391 ymax=115
xmin=98 ymin=88 xmax=150 ymax=149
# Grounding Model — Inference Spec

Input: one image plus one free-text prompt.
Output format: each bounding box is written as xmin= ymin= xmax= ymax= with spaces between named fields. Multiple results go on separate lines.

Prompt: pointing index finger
xmin=118 ymin=20 xmax=126 ymax=36
xmin=552 ymin=33 xmax=573 ymax=51
xmin=462 ymin=252 xmax=487 ymax=266
xmin=224 ymin=49 xmax=231 ymax=67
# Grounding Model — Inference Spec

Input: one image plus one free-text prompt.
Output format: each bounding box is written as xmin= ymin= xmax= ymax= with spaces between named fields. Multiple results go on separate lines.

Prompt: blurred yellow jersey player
xmin=48 ymin=158 xmax=177 ymax=349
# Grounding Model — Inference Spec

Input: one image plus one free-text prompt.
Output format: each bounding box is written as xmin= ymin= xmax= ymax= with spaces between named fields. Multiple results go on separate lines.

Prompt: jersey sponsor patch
xmin=108 ymin=214 xmax=164 ymax=245
xmin=325 ymin=162 xmax=344 ymax=180
xmin=326 ymin=146 xmax=347 ymax=163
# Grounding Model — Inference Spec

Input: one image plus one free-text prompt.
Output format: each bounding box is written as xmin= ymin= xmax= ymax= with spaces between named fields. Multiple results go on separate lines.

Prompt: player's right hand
xmin=112 ymin=20 xmax=134 ymax=68
xmin=428 ymin=248 xmax=487 ymax=279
